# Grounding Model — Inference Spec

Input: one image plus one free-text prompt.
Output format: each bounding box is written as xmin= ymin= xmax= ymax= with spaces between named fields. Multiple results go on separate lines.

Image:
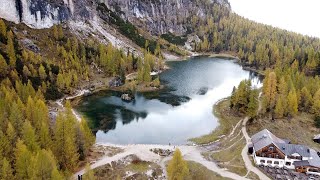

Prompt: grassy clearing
xmin=186 ymin=161 xmax=232 ymax=180
xmin=247 ymin=112 xmax=320 ymax=150
xmin=126 ymin=161 xmax=150 ymax=173
xmin=246 ymin=171 xmax=260 ymax=180
xmin=191 ymin=98 xmax=249 ymax=176
xmin=190 ymin=99 xmax=243 ymax=144
xmin=76 ymin=145 xmax=123 ymax=172
xmin=211 ymin=138 xmax=247 ymax=176
xmin=93 ymin=155 xmax=162 ymax=179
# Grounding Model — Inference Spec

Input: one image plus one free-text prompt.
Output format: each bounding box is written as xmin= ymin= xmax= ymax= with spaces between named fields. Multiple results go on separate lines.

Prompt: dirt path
xmin=73 ymin=118 xmax=270 ymax=180
xmin=55 ymin=90 xmax=89 ymax=122
xmin=74 ymin=143 xmax=250 ymax=180
xmin=241 ymin=118 xmax=270 ymax=180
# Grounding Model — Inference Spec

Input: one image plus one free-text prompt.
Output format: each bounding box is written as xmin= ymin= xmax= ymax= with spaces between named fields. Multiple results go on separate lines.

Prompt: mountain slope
xmin=0 ymin=0 xmax=231 ymax=55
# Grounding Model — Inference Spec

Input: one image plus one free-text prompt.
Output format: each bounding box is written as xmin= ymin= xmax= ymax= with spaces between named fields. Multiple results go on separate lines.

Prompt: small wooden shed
xmin=313 ymin=134 xmax=320 ymax=143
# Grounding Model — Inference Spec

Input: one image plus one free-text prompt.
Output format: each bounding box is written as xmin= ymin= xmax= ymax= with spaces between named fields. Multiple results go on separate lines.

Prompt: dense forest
xmin=187 ymin=3 xmax=320 ymax=123
xmin=1 ymin=0 xmax=320 ymax=178
xmin=0 ymin=18 xmax=161 ymax=179
xmin=190 ymin=3 xmax=320 ymax=75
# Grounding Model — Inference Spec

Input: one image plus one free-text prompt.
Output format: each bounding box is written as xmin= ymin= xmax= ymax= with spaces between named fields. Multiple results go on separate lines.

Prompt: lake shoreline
xmin=76 ymin=58 xmax=260 ymax=145
xmin=57 ymin=52 xmax=262 ymax=145
xmin=64 ymin=51 xmax=254 ymax=107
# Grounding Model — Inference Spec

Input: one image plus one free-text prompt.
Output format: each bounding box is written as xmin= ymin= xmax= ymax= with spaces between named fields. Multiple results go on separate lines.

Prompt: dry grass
xmin=76 ymin=145 xmax=124 ymax=172
xmin=93 ymin=155 xmax=162 ymax=180
xmin=186 ymin=161 xmax=232 ymax=180
xmin=247 ymin=112 xmax=320 ymax=150
xmin=191 ymin=98 xmax=249 ymax=176
xmin=210 ymin=138 xmax=248 ymax=176
xmin=246 ymin=171 xmax=260 ymax=180
xmin=126 ymin=162 xmax=149 ymax=173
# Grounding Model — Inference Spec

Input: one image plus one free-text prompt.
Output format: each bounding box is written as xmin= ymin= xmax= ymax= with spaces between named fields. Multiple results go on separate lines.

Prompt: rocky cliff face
xmin=100 ymin=0 xmax=230 ymax=35
xmin=0 ymin=0 xmax=229 ymax=34
xmin=0 ymin=0 xmax=91 ymax=28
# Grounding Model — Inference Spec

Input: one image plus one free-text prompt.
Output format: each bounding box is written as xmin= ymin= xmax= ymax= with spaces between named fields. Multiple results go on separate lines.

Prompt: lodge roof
xmin=251 ymin=129 xmax=311 ymax=157
xmin=276 ymin=143 xmax=310 ymax=157
xmin=293 ymin=149 xmax=320 ymax=168
xmin=251 ymin=129 xmax=286 ymax=152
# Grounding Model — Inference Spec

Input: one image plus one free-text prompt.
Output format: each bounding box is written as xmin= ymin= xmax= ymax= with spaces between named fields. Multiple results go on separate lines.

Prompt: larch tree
xmin=143 ymin=62 xmax=152 ymax=83
xmin=6 ymin=31 xmax=16 ymax=67
xmin=56 ymin=73 xmax=65 ymax=90
xmin=53 ymin=25 xmax=59 ymax=40
xmin=53 ymin=107 xmax=79 ymax=171
xmin=6 ymin=122 xmax=16 ymax=153
xmin=167 ymin=149 xmax=189 ymax=180
xmin=1 ymin=158 xmax=14 ymax=180
xmin=0 ymin=54 xmax=8 ymax=77
xmin=33 ymin=99 xmax=49 ymax=132
xmin=78 ymin=119 xmax=95 ymax=160
xmin=22 ymin=120 xmax=39 ymax=153
xmin=263 ymin=72 xmax=277 ymax=112
xmin=83 ymin=163 xmax=96 ymax=180
xmin=287 ymin=89 xmax=298 ymax=117
xmin=0 ymin=131 xmax=11 ymax=160
xmin=152 ymin=77 xmax=161 ymax=88
xmin=234 ymin=80 xmax=250 ymax=113
xmin=275 ymin=96 xmax=285 ymax=118
xmin=278 ymin=77 xmax=288 ymax=97
xmin=247 ymin=89 xmax=259 ymax=119
xmin=14 ymin=140 xmax=34 ymax=180
xmin=300 ymin=87 xmax=313 ymax=112
xmin=23 ymin=65 xmax=31 ymax=77
xmin=230 ymin=80 xmax=253 ymax=115
xmin=51 ymin=168 xmax=64 ymax=180
xmin=58 ymin=25 xmax=64 ymax=40
xmin=39 ymin=64 xmax=47 ymax=80
xmin=33 ymin=149 xmax=59 ymax=180
xmin=312 ymin=89 xmax=320 ymax=117
xmin=39 ymin=121 xmax=51 ymax=149
xmin=9 ymin=101 xmax=24 ymax=136
xmin=0 ymin=19 xmax=6 ymax=39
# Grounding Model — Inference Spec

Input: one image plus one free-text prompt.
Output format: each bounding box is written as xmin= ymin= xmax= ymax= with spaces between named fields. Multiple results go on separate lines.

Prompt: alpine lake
xmin=75 ymin=56 xmax=262 ymax=145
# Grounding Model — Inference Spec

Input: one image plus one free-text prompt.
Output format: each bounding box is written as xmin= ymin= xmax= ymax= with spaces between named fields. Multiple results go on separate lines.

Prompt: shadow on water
xmin=76 ymin=57 xmax=262 ymax=144
xmin=77 ymin=88 xmax=190 ymax=133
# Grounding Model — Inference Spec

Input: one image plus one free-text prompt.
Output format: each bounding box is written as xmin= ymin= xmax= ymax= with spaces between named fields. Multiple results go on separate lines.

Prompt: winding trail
xmin=74 ymin=143 xmax=250 ymax=180
xmin=56 ymin=90 xmax=89 ymax=122
xmin=241 ymin=117 xmax=270 ymax=180
xmin=73 ymin=91 xmax=269 ymax=179
xmin=73 ymin=117 xmax=271 ymax=180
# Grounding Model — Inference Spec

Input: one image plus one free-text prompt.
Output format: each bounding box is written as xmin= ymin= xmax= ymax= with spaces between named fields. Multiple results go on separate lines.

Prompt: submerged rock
xmin=197 ymin=87 xmax=208 ymax=95
xmin=121 ymin=93 xmax=134 ymax=102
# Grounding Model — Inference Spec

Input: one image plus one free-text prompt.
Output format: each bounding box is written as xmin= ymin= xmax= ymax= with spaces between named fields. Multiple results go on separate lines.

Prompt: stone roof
xmin=252 ymin=129 xmax=320 ymax=168
xmin=251 ymin=129 xmax=286 ymax=151
xmin=252 ymin=129 xmax=312 ymax=157
xmin=293 ymin=149 xmax=320 ymax=168
xmin=276 ymin=143 xmax=310 ymax=157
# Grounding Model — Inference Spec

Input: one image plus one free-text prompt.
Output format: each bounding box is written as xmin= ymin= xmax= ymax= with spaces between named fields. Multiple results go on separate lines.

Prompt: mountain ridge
xmin=0 ymin=0 xmax=230 ymax=34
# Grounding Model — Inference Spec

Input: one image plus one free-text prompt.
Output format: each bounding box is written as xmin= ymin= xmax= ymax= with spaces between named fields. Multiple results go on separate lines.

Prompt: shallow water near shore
xmin=76 ymin=57 xmax=262 ymax=145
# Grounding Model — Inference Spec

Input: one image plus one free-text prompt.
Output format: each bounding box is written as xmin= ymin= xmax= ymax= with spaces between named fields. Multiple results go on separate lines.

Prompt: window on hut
xmin=267 ymin=160 xmax=272 ymax=164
